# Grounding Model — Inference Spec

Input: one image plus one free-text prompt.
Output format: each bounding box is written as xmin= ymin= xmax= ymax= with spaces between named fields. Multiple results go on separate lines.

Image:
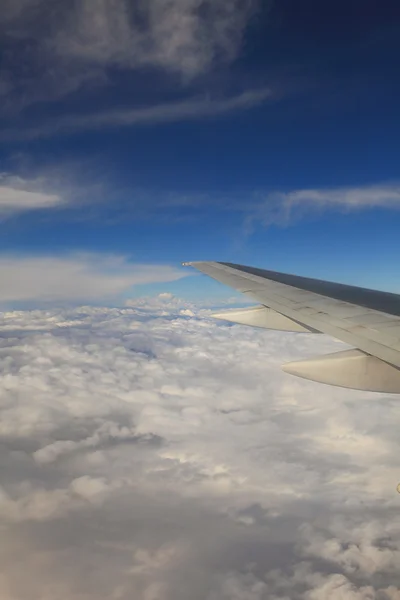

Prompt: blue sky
xmin=1 ymin=0 xmax=400 ymax=305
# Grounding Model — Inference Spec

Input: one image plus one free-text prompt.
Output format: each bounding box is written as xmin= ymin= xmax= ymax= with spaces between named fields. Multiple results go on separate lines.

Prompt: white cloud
xmin=0 ymin=175 xmax=63 ymax=215
xmin=207 ymin=571 xmax=269 ymax=600
xmin=54 ymin=0 xmax=257 ymax=78
xmin=124 ymin=293 xmax=250 ymax=319
xmin=0 ymin=88 xmax=273 ymax=141
xmin=306 ymin=574 xmax=379 ymax=600
xmin=0 ymin=303 xmax=398 ymax=598
xmin=33 ymin=421 xmax=139 ymax=464
xmin=300 ymin=521 xmax=400 ymax=577
xmin=0 ymin=254 xmax=187 ymax=303
xmin=251 ymin=183 xmax=400 ymax=227
xmin=0 ymin=0 xmax=261 ymax=111
xmin=0 ymin=476 xmax=110 ymax=523
xmin=281 ymin=184 xmax=400 ymax=209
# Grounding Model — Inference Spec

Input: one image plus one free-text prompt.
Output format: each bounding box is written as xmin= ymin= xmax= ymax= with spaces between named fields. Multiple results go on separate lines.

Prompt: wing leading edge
xmin=183 ymin=261 xmax=400 ymax=393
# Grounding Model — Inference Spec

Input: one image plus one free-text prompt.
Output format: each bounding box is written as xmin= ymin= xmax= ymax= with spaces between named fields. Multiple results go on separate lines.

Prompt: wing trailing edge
xmin=211 ymin=306 xmax=320 ymax=333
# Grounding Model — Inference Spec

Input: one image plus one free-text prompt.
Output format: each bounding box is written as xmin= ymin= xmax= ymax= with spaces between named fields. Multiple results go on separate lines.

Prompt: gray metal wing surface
xmin=183 ymin=261 xmax=400 ymax=393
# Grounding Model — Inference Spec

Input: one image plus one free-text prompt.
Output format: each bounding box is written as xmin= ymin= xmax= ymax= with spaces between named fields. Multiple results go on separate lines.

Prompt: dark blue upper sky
xmin=1 ymin=0 xmax=400 ymax=303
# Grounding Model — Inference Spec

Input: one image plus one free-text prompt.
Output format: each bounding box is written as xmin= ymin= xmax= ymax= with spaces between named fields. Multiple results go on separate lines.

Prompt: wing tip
xmin=182 ymin=261 xmax=213 ymax=267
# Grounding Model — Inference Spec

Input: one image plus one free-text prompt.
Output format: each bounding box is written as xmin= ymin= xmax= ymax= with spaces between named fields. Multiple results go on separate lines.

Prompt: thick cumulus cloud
xmin=0 ymin=299 xmax=399 ymax=599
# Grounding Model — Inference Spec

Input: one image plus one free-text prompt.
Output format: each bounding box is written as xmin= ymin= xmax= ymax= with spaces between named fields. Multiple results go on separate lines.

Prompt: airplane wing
xmin=183 ymin=261 xmax=400 ymax=393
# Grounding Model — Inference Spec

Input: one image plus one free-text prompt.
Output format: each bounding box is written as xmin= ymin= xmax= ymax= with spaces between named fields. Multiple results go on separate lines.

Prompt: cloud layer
xmin=0 ymin=254 xmax=187 ymax=303
xmin=0 ymin=301 xmax=398 ymax=598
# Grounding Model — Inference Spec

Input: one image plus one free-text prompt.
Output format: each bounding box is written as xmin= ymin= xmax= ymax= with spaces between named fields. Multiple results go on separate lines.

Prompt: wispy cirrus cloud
xmin=249 ymin=183 xmax=400 ymax=228
xmin=54 ymin=0 xmax=258 ymax=79
xmin=0 ymin=88 xmax=273 ymax=141
xmin=278 ymin=183 xmax=400 ymax=210
xmin=0 ymin=0 xmax=261 ymax=112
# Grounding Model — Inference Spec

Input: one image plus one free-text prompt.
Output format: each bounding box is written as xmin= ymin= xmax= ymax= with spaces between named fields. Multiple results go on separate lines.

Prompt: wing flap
xmin=282 ymin=349 xmax=400 ymax=393
xmin=211 ymin=305 xmax=319 ymax=333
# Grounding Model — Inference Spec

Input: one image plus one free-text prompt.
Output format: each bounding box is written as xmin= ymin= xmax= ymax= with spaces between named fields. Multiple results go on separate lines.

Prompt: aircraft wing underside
xmin=183 ymin=261 xmax=400 ymax=393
